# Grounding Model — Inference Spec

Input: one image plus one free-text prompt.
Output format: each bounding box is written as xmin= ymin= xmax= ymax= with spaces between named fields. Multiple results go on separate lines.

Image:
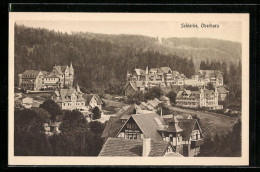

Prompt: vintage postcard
xmin=9 ymin=13 xmax=249 ymax=166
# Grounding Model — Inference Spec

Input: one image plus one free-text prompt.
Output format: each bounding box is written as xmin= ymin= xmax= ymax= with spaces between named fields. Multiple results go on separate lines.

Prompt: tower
xmin=145 ymin=66 xmax=149 ymax=87
xmin=69 ymin=62 xmax=74 ymax=86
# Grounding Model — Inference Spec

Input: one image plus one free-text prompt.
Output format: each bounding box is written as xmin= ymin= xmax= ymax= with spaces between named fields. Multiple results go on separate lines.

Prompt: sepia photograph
xmin=8 ymin=13 xmax=249 ymax=166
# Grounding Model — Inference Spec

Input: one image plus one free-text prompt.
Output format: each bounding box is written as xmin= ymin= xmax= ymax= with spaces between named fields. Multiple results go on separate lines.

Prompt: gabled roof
xmin=98 ymin=138 xmax=170 ymax=157
xmin=119 ymin=104 xmax=141 ymax=120
xmin=164 ymin=120 xmax=183 ymax=133
xmin=53 ymin=88 xmax=83 ymax=102
xmin=53 ymin=65 xmax=68 ymax=75
xmin=101 ymin=116 xmax=124 ymax=138
xmin=124 ymin=82 xmax=138 ymax=91
xmin=217 ymin=87 xmax=229 ymax=94
xmin=178 ymin=119 xmax=197 ymax=140
xmin=176 ymin=90 xmax=200 ymax=99
xmin=163 ymin=118 xmax=199 ymax=140
xmin=160 ymin=96 xmax=170 ymax=101
xmin=199 ymin=70 xmax=222 ymax=78
xmin=82 ymin=94 xmax=103 ymax=105
xmin=133 ymin=69 xmax=146 ymax=76
xmin=22 ymin=70 xmax=42 ymax=78
xmin=130 ymin=113 xmax=165 ymax=140
xmin=150 ymin=68 xmax=164 ymax=74
xmin=147 ymin=98 xmax=161 ymax=108
xmin=172 ymin=71 xmax=180 ymax=77
xmin=160 ymin=67 xmax=172 ymax=74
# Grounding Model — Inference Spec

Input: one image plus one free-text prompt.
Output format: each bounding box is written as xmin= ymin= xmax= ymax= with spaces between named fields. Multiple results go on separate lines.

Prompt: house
xmin=52 ymin=87 xmax=86 ymax=110
xmin=99 ymin=137 xmax=183 ymax=157
xmin=124 ymin=81 xmax=145 ymax=96
xmin=147 ymin=98 xmax=162 ymax=109
xmin=217 ymin=86 xmax=229 ymax=101
xmin=44 ymin=121 xmax=61 ymax=136
xmin=18 ymin=70 xmax=47 ymax=91
xmin=176 ymin=87 xmax=223 ymax=110
xmin=184 ymin=78 xmax=205 ymax=86
xmin=198 ymin=70 xmax=223 ymax=86
xmin=126 ymin=66 xmax=186 ymax=89
xmin=160 ymin=96 xmax=171 ymax=107
xmin=48 ymin=63 xmax=74 ymax=88
xmin=82 ymin=93 xmax=103 ymax=110
xmin=139 ymin=102 xmax=155 ymax=111
xmin=101 ymin=111 xmax=204 ymax=157
xmin=19 ymin=63 xmax=74 ymax=91
xmin=21 ymin=97 xmax=34 ymax=108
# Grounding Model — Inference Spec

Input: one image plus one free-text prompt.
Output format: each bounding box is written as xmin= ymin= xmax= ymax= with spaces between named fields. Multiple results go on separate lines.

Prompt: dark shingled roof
xmin=178 ymin=119 xmax=197 ymax=140
xmin=101 ymin=116 xmax=124 ymax=138
xmin=22 ymin=70 xmax=47 ymax=78
xmin=98 ymin=138 xmax=170 ymax=157
xmin=163 ymin=118 xmax=198 ymax=140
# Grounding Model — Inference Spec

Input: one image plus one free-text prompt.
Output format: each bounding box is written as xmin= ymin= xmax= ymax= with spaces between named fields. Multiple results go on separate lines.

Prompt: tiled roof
xmin=101 ymin=117 xmax=124 ymax=138
xmin=119 ymin=104 xmax=141 ymax=120
xmin=53 ymin=88 xmax=85 ymax=103
xmin=124 ymin=82 xmax=138 ymax=91
xmin=134 ymin=69 xmax=146 ymax=76
xmin=147 ymin=98 xmax=161 ymax=108
xmin=150 ymin=68 xmax=164 ymax=74
xmin=178 ymin=119 xmax=197 ymax=140
xmin=54 ymin=65 xmax=68 ymax=74
xmin=82 ymin=94 xmax=103 ymax=105
xmin=22 ymin=70 xmax=41 ymax=78
xmin=199 ymin=70 xmax=223 ymax=78
xmin=160 ymin=67 xmax=172 ymax=74
xmin=131 ymin=113 xmax=164 ymax=140
xmin=163 ymin=118 xmax=198 ymax=140
xmin=160 ymin=96 xmax=170 ymax=101
xmin=98 ymin=138 xmax=170 ymax=157
xmin=164 ymin=152 xmax=184 ymax=157
xmin=164 ymin=120 xmax=183 ymax=133
xmin=217 ymin=87 xmax=229 ymax=94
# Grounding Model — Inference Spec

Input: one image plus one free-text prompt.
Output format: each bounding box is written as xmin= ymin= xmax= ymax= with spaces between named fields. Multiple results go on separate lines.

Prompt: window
xmin=124 ymin=129 xmax=141 ymax=139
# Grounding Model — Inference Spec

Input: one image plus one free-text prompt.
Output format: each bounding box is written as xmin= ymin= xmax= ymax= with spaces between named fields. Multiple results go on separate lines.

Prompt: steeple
xmin=165 ymin=117 xmax=183 ymax=133
xmin=70 ymin=62 xmax=74 ymax=70
xmin=146 ymin=66 xmax=149 ymax=75
xmin=76 ymin=83 xmax=81 ymax=93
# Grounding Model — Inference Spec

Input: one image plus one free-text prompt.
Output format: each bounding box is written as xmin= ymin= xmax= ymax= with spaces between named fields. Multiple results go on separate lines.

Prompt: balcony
xmin=191 ymin=139 xmax=204 ymax=148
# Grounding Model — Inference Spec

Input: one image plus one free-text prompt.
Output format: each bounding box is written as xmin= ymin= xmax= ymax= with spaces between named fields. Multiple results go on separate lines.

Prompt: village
xmin=14 ymin=63 xmax=240 ymax=157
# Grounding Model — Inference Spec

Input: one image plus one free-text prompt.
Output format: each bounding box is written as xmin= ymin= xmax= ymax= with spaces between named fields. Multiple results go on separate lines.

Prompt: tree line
xmin=15 ymin=24 xmax=195 ymax=95
xmin=14 ymin=101 xmax=105 ymax=156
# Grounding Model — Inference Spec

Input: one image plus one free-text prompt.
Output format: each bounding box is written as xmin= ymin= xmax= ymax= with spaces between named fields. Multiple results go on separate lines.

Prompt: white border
xmin=8 ymin=12 xmax=249 ymax=166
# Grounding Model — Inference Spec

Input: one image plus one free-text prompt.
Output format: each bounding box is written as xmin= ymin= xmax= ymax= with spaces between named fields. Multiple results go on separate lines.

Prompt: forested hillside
xmin=73 ymin=32 xmax=242 ymax=69
xmin=15 ymin=24 xmax=241 ymax=94
xmin=15 ymin=24 xmax=195 ymax=94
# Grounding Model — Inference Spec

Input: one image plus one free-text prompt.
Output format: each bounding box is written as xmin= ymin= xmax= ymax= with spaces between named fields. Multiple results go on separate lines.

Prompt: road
xmin=168 ymin=106 xmax=239 ymax=138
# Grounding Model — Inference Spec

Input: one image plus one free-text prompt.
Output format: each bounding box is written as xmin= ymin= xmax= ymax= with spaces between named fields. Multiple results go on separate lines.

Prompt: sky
xmin=15 ymin=20 xmax=242 ymax=43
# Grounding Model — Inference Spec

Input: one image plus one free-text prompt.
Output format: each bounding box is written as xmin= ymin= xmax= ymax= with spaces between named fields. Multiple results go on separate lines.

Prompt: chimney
xmin=142 ymin=138 xmax=151 ymax=157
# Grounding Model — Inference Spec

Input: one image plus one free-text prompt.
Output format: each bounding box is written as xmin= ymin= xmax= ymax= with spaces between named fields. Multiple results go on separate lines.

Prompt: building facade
xmin=176 ymin=88 xmax=223 ymax=110
xmin=52 ymin=87 xmax=86 ymax=111
xmin=18 ymin=63 xmax=74 ymax=91
xmin=18 ymin=70 xmax=47 ymax=91
xmin=102 ymin=109 xmax=204 ymax=157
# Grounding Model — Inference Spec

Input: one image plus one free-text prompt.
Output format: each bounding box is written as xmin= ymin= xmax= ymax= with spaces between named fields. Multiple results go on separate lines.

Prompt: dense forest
xmin=15 ymin=24 xmax=196 ymax=94
xmin=14 ymin=106 xmax=105 ymax=156
xmin=14 ymin=24 xmax=241 ymax=95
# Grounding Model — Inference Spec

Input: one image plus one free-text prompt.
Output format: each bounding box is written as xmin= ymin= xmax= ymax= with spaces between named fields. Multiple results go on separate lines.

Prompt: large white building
xmin=176 ymin=87 xmax=223 ymax=110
